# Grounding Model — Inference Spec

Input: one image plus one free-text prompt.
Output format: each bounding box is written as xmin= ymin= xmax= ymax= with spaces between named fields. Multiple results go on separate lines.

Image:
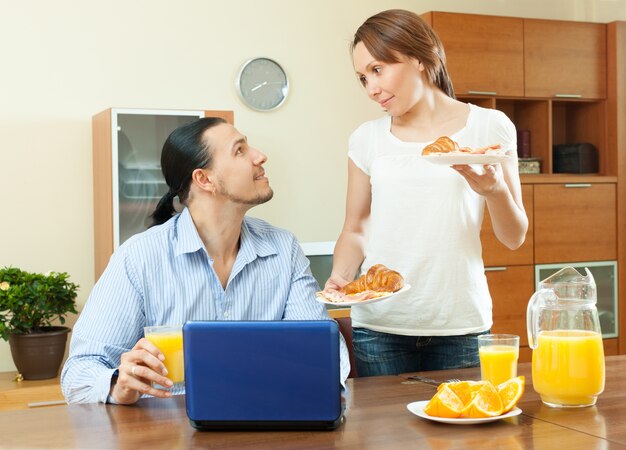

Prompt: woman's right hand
xmin=109 ymin=338 xmax=174 ymax=405
xmin=324 ymin=273 xmax=353 ymax=291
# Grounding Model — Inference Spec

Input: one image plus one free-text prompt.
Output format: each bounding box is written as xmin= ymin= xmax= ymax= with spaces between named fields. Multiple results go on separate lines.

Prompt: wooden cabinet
xmin=534 ymin=183 xmax=616 ymax=264
xmin=486 ymin=265 xmax=535 ymax=349
xmin=424 ymin=13 xmax=607 ymax=99
xmin=455 ymin=97 xmax=607 ymax=175
xmin=494 ymin=99 xmax=551 ymax=173
xmin=551 ymin=100 xmax=608 ymax=174
xmin=486 ymin=183 xmax=618 ymax=353
xmin=422 ymin=12 xmax=524 ymax=97
xmin=423 ymin=11 xmax=621 ymax=354
xmin=524 ymin=19 xmax=607 ymax=99
xmin=607 ymin=22 xmax=626 ymax=355
xmin=426 ymin=12 xmax=609 ymax=175
xmin=0 ymin=373 xmax=64 ymax=411
xmin=483 ymin=185 xmax=534 ymax=359
xmin=481 ymin=185 xmax=534 ymax=266
xmin=92 ymin=108 xmax=233 ymax=280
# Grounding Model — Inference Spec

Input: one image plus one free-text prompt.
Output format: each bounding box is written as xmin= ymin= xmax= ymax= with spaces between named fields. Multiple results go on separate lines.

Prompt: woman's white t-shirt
xmin=348 ymin=103 xmax=517 ymax=336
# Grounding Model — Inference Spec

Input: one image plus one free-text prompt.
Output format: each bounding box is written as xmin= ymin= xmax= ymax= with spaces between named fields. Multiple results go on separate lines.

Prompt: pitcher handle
xmin=527 ymin=288 xmax=553 ymax=349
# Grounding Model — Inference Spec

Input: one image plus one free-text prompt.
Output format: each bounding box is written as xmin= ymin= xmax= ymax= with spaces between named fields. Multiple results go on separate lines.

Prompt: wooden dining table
xmin=2 ymin=356 xmax=626 ymax=449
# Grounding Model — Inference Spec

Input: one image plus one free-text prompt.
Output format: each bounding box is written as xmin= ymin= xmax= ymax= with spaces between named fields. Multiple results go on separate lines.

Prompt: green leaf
xmin=0 ymin=267 xmax=79 ymax=340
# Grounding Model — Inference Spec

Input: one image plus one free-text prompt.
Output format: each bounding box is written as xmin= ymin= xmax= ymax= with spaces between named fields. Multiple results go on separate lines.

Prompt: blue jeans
xmin=353 ymin=328 xmax=486 ymax=377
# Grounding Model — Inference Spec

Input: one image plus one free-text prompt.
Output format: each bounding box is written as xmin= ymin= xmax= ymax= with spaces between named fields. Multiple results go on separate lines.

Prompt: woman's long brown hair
xmin=352 ymin=9 xmax=455 ymax=99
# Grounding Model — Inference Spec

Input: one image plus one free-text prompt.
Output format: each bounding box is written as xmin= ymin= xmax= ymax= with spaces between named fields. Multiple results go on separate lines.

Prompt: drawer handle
xmin=555 ymin=93 xmax=583 ymax=98
xmin=467 ymin=90 xmax=497 ymax=96
xmin=485 ymin=267 xmax=507 ymax=272
xmin=564 ymin=183 xmax=592 ymax=188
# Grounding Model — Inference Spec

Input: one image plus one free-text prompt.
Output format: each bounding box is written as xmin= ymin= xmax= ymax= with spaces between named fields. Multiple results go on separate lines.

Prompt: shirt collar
xmin=174 ymin=208 xmax=205 ymax=256
xmin=174 ymin=208 xmax=278 ymax=261
xmin=237 ymin=218 xmax=278 ymax=263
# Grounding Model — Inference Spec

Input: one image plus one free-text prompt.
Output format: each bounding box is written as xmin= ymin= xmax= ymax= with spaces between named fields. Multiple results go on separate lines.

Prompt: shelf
xmin=0 ymin=372 xmax=64 ymax=411
xmin=520 ymin=174 xmax=617 ymax=184
xmin=459 ymin=96 xmax=607 ymax=176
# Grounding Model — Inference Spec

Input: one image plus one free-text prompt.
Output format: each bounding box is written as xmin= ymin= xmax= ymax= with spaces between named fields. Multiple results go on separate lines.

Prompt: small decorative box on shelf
xmin=518 ymin=158 xmax=541 ymax=174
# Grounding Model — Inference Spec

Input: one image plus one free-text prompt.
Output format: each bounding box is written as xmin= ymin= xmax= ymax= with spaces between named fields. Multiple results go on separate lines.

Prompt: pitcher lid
xmin=539 ymin=267 xmax=596 ymax=302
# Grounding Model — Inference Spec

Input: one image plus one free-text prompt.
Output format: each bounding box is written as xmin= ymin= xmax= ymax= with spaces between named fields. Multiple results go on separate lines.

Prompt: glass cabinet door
xmin=113 ymin=110 xmax=203 ymax=247
xmin=535 ymin=261 xmax=618 ymax=338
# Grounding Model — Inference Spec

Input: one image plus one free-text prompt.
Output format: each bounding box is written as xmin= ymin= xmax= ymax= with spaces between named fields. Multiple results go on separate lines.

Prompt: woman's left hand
xmin=452 ymin=164 xmax=505 ymax=196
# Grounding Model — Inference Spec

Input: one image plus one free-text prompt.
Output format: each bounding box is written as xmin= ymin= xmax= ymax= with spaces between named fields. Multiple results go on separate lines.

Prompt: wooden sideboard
xmin=421 ymin=11 xmax=624 ymax=356
xmin=0 ymin=371 xmax=65 ymax=411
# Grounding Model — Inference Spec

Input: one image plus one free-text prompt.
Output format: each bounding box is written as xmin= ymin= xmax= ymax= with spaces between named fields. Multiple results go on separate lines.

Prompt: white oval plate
xmin=422 ymin=153 xmax=509 ymax=165
xmin=407 ymin=400 xmax=522 ymax=425
xmin=316 ymin=284 xmax=411 ymax=307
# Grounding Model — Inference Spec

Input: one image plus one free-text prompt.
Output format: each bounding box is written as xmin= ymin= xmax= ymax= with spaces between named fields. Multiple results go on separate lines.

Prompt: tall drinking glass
xmin=144 ymin=325 xmax=184 ymax=386
xmin=478 ymin=334 xmax=519 ymax=387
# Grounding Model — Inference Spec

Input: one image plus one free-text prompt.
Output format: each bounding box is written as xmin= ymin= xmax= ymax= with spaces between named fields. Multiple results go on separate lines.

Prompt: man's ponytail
xmin=148 ymin=117 xmax=226 ymax=228
xmin=150 ymin=191 xmax=177 ymax=227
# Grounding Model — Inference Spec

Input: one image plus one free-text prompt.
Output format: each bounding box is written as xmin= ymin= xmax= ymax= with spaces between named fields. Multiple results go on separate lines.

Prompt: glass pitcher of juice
xmin=527 ymin=267 xmax=605 ymax=408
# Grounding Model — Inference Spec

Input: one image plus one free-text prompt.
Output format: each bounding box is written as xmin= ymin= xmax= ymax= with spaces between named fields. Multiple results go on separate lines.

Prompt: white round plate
xmin=407 ymin=400 xmax=522 ymax=425
xmin=316 ymin=284 xmax=411 ymax=307
xmin=422 ymin=153 xmax=509 ymax=165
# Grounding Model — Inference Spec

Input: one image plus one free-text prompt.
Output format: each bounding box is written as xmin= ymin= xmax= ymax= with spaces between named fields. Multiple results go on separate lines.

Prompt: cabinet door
xmin=536 ymin=261 xmax=618 ymax=338
xmin=92 ymin=108 xmax=234 ymax=280
xmin=534 ymin=183 xmax=616 ymax=263
xmin=428 ymin=12 xmax=524 ymax=97
xmin=481 ymin=185 xmax=533 ymax=266
xmin=486 ymin=264 xmax=535 ymax=347
xmin=524 ymin=19 xmax=607 ymax=99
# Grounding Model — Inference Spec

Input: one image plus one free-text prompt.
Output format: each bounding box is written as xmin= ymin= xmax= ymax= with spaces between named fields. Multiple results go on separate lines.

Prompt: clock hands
xmin=250 ymin=81 xmax=283 ymax=92
xmin=250 ymin=81 xmax=267 ymax=92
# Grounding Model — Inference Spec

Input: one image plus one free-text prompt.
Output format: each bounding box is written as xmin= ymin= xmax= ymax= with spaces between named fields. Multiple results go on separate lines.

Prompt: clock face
xmin=236 ymin=57 xmax=289 ymax=111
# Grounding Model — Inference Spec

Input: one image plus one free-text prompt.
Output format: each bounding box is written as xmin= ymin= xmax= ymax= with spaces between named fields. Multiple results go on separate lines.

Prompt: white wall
xmin=1 ymin=0 xmax=624 ymax=371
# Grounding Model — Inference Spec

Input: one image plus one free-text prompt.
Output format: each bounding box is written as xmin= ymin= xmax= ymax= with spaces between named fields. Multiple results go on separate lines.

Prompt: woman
xmin=325 ymin=9 xmax=528 ymax=376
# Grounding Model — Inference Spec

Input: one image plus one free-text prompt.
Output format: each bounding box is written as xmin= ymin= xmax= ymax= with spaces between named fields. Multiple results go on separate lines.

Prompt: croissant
xmin=422 ymin=136 xmax=459 ymax=155
xmin=340 ymin=264 xmax=404 ymax=295
xmin=423 ymin=136 xmax=503 ymax=155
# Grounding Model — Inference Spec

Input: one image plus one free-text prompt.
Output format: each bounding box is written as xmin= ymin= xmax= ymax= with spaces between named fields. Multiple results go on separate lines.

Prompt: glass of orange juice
xmin=478 ymin=334 xmax=519 ymax=387
xmin=532 ymin=329 xmax=604 ymax=407
xmin=144 ymin=325 xmax=184 ymax=386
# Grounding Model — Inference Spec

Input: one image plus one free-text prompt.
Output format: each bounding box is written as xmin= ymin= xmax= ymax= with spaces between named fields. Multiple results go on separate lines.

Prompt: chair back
xmin=334 ymin=315 xmax=358 ymax=378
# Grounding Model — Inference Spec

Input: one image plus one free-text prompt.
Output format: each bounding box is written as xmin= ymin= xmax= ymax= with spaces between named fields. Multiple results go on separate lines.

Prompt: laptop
xmin=183 ymin=320 xmax=343 ymax=430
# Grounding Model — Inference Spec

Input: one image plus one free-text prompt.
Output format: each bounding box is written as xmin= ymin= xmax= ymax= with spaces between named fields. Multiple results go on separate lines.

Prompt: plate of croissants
xmin=316 ymin=264 xmax=410 ymax=306
xmin=421 ymin=136 xmax=508 ymax=165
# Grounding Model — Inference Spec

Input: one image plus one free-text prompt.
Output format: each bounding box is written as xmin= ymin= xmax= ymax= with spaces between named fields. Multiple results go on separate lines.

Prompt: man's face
xmin=203 ymin=123 xmax=273 ymax=206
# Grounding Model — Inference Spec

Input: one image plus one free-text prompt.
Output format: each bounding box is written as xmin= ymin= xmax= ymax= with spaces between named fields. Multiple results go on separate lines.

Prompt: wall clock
xmin=236 ymin=57 xmax=289 ymax=111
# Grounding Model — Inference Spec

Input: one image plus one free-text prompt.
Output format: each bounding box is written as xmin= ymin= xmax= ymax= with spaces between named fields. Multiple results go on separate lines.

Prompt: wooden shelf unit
xmin=457 ymin=96 xmax=608 ymax=176
xmin=422 ymin=11 xmax=623 ymax=356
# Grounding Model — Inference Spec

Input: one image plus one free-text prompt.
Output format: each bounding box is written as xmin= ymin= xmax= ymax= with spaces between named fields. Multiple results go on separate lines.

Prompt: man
xmin=61 ymin=117 xmax=349 ymax=404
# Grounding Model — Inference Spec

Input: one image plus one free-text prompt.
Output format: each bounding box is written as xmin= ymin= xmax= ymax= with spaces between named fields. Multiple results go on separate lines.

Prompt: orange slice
xmin=439 ymin=379 xmax=488 ymax=396
xmin=438 ymin=380 xmax=488 ymax=392
xmin=446 ymin=381 xmax=486 ymax=405
xmin=460 ymin=382 xmax=504 ymax=418
xmin=423 ymin=385 xmax=464 ymax=418
xmin=497 ymin=376 xmax=525 ymax=413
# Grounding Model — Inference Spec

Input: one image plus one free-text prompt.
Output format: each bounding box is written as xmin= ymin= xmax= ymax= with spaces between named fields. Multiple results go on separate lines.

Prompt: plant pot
xmin=8 ymin=326 xmax=71 ymax=380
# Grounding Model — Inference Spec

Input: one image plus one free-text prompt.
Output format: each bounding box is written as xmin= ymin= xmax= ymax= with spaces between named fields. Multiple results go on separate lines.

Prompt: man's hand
xmin=109 ymin=338 xmax=174 ymax=405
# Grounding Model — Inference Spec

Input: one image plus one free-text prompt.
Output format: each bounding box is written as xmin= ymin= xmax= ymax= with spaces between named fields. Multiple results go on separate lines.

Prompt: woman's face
xmin=352 ymin=41 xmax=427 ymax=116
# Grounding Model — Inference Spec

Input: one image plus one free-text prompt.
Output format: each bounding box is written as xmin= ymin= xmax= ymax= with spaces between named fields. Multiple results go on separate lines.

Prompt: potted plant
xmin=0 ymin=267 xmax=79 ymax=380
